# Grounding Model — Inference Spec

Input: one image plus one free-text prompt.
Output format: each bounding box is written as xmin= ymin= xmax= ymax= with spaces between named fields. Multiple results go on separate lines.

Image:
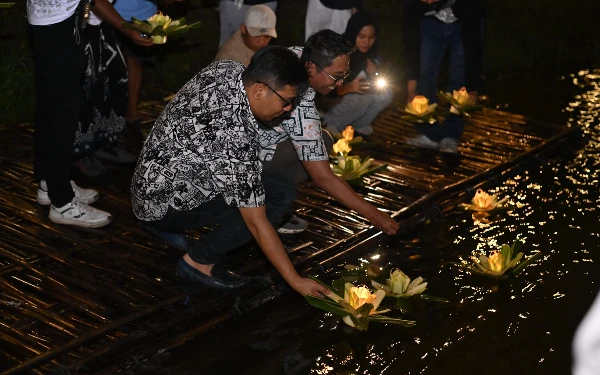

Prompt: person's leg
xmin=73 ymin=24 xmax=109 ymax=178
xmin=440 ymin=22 xmax=466 ymax=145
xmin=349 ymin=88 xmax=394 ymax=134
xmin=447 ymin=23 xmax=466 ymax=94
xmin=148 ymin=172 xmax=296 ymax=265
xmin=417 ymin=18 xmax=448 ymax=103
xmin=31 ymin=14 xmax=83 ymax=207
xmin=93 ymin=24 xmax=137 ymax=164
xmin=412 ymin=18 xmax=450 ymax=143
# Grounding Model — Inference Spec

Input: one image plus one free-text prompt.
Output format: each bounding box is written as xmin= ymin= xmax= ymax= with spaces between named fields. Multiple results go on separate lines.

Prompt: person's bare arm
xmin=302 ymin=160 xmax=399 ymax=235
xmin=91 ymin=0 xmax=154 ymax=46
xmin=239 ymin=206 xmax=330 ymax=296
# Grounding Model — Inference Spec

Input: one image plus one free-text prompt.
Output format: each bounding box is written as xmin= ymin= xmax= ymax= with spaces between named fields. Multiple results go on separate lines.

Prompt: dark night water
xmin=156 ymin=69 xmax=600 ymax=375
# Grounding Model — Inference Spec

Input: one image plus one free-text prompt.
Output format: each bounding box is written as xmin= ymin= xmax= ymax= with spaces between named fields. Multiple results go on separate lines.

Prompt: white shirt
xmin=27 ymin=0 xmax=80 ymax=26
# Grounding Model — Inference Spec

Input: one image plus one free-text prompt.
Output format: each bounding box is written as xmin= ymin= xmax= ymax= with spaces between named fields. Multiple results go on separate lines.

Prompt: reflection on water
xmin=164 ymin=70 xmax=600 ymax=375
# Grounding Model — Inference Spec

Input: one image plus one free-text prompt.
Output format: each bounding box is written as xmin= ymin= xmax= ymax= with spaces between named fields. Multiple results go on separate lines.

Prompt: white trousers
xmin=304 ymin=0 xmax=352 ymax=41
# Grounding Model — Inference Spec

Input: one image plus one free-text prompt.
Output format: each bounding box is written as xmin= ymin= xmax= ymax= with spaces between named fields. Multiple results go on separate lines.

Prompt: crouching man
xmin=131 ymin=46 xmax=329 ymax=296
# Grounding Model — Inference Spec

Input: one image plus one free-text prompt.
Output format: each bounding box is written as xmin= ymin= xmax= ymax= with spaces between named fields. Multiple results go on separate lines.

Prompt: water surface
xmin=161 ymin=69 xmax=600 ymax=375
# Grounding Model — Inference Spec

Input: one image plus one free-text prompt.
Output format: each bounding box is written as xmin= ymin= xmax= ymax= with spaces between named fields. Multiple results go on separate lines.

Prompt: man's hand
xmin=123 ymin=28 xmax=154 ymax=47
xmin=366 ymin=209 xmax=399 ymax=235
xmin=290 ymin=277 xmax=331 ymax=297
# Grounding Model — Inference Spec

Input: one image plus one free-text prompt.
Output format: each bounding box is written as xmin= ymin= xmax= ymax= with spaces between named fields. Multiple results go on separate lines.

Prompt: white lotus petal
xmin=406 ymin=282 xmax=428 ymax=296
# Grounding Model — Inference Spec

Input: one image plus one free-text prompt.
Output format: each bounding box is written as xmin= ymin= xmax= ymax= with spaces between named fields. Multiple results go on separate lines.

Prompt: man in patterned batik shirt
xmin=258 ymin=30 xmax=400 ymax=236
xmin=132 ymin=46 xmax=331 ymax=296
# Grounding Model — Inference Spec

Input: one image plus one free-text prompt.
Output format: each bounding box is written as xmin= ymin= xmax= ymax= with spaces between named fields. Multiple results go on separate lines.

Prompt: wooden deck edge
xmin=3 ymin=124 xmax=582 ymax=375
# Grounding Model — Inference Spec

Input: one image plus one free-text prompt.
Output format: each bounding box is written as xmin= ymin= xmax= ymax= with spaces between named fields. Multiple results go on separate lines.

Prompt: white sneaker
xmin=49 ymin=199 xmax=112 ymax=228
xmin=276 ymin=214 xmax=308 ymax=234
xmin=406 ymin=134 xmax=439 ymax=149
xmin=439 ymin=138 xmax=459 ymax=154
xmin=37 ymin=180 xmax=100 ymax=206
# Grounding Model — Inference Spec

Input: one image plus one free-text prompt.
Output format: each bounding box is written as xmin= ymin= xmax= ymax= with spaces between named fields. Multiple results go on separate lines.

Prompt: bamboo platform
xmin=0 ymin=103 xmax=579 ymax=374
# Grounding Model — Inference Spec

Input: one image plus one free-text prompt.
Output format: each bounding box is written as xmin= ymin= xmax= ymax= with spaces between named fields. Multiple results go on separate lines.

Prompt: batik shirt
xmin=258 ymin=47 xmax=328 ymax=163
xmin=131 ymin=61 xmax=264 ymax=221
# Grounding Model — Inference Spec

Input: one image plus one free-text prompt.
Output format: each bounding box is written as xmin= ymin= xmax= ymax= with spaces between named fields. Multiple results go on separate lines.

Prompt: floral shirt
xmin=258 ymin=47 xmax=328 ymax=162
xmin=131 ymin=61 xmax=265 ymax=221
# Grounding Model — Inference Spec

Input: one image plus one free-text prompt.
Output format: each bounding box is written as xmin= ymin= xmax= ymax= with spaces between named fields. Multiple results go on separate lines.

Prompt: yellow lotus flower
xmin=147 ymin=12 xmax=172 ymax=30
xmin=449 ymin=87 xmax=470 ymax=114
xmin=462 ymin=189 xmax=509 ymax=212
xmin=332 ymin=138 xmax=351 ymax=155
xmin=453 ymin=87 xmax=470 ymax=105
xmin=487 ymin=251 xmax=504 ymax=272
xmin=372 ymin=269 xmax=427 ymax=297
xmin=331 ymin=155 xmax=375 ymax=181
xmin=342 ymin=125 xmax=354 ymax=141
xmin=341 ymin=284 xmax=389 ymax=328
xmin=405 ymin=95 xmax=437 ymax=116
xmin=470 ymin=241 xmax=526 ymax=277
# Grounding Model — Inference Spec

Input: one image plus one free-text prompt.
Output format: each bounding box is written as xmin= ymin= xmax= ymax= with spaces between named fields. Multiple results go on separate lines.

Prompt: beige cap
xmin=244 ymin=5 xmax=277 ymax=38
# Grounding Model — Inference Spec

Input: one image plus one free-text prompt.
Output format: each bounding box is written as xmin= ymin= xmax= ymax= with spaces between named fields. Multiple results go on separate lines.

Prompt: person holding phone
xmin=322 ymin=12 xmax=393 ymax=137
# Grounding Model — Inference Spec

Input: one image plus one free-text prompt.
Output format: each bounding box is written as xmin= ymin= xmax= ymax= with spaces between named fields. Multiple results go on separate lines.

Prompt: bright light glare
xmin=376 ymin=78 xmax=387 ymax=88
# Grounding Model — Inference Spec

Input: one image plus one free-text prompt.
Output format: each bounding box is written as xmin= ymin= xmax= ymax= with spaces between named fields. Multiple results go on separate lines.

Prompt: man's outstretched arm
xmin=239 ymin=206 xmax=331 ymax=296
xmin=302 ymin=159 xmax=399 ymax=235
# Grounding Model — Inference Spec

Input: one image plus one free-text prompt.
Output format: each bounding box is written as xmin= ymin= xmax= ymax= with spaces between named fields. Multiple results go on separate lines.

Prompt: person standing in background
xmin=215 ymin=4 xmax=277 ymax=66
xmin=27 ymin=0 xmax=151 ymax=227
xmin=218 ymin=0 xmax=277 ymax=48
xmin=113 ymin=0 xmax=156 ymax=129
xmin=73 ymin=0 xmax=132 ymax=178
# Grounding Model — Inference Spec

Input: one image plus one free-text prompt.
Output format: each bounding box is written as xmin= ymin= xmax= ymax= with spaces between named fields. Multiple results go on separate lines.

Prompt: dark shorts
xmin=116 ymin=32 xmax=156 ymax=65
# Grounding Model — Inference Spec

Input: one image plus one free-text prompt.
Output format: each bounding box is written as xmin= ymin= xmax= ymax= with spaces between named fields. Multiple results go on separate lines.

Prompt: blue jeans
xmin=147 ymin=172 xmax=296 ymax=265
xmin=416 ymin=17 xmax=466 ymax=142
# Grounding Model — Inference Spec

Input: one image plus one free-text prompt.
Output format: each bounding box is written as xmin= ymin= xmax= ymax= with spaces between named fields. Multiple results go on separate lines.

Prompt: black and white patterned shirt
xmin=131 ymin=61 xmax=265 ymax=221
xmin=258 ymin=47 xmax=328 ymax=162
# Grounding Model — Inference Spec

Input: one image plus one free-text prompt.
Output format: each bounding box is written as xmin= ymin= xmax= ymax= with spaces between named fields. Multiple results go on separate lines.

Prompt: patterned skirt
xmin=74 ymin=22 xmax=128 ymax=158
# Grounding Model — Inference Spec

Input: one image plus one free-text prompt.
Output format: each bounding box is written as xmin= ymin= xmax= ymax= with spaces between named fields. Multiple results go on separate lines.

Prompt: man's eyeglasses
xmin=257 ymin=81 xmax=296 ymax=107
xmin=321 ymin=69 xmax=351 ymax=84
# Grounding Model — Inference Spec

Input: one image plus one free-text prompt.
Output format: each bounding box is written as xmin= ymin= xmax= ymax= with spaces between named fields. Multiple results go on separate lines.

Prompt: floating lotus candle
xmin=457 ymin=240 xmax=542 ymax=278
xmin=438 ymin=87 xmax=482 ymax=116
xmin=371 ymin=269 xmax=428 ymax=298
xmin=340 ymin=284 xmax=389 ymax=328
xmin=331 ymin=154 xmax=387 ymax=184
xmin=304 ymin=277 xmax=416 ymax=331
xmin=401 ymin=96 xmax=439 ymax=124
xmin=462 ymin=189 xmax=509 ymax=212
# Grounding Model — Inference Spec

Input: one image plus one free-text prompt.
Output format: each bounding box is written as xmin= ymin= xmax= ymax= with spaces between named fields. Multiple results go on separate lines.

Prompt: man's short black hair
xmin=243 ymin=46 xmax=308 ymax=92
xmin=301 ymin=29 xmax=354 ymax=70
